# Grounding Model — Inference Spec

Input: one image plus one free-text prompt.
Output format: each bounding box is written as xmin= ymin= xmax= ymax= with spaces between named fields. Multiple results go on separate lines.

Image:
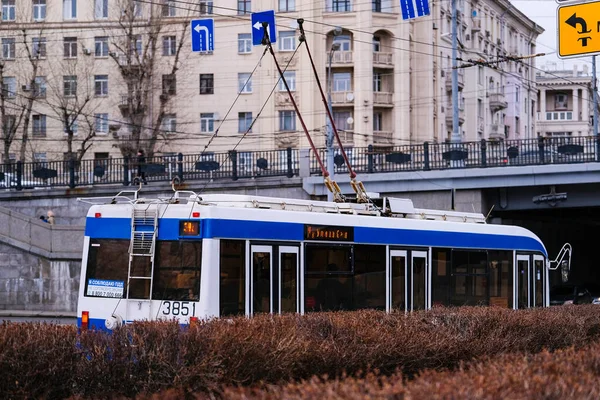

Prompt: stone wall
xmin=0 ymin=206 xmax=83 ymax=316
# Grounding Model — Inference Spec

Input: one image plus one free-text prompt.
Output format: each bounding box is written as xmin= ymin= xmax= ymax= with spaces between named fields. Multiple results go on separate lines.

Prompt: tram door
xmin=532 ymin=255 xmax=546 ymax=307
xmin=250 ymin=245 xmax=299 ymax=315
xmin=390 ymin=250 xmax=428 ymax=311
xmin=516 ymin=255 xmax=530 ymax=309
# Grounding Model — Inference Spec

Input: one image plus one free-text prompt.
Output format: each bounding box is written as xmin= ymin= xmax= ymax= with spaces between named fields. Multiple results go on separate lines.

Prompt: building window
xmin=95 ymin=75 xmax=108 ymax=96
xmin=33 ymin=153 xmax=47 ymax=165
xmin=94 ymin=0 xmax=108 ymax=19
xmin=238 ymin=73 xmax=252 ymax=93
xmin=63 ymin=0 xmax=77 ymax=19
xmin=478 ymin=66 xmax=483 ymax=85
xmin=555 ymin=93 xmax=567 ymax=110
xmin=95 ymin=36 xmax=109 ymax=57
xmin=199 ymin=1 xmax=213 ymax=14
xmin=333 ymin=72 xmax=352 ymax=92
xmin=162 ymin=0 xmax=176 ymax=17
xmin=238 ymin=33 xmax=252 ymax=54
xmin=372 ymin=0 xmax=381 ymax=12
xmin=373 ymin=36 xmax=381 ymax=52
xmin=238 ymin=0 xmax=251 ymax=14
xmin=131 ymin=34 xmax=143 ymax=56
xmin=238 ymin=112 xmax=253 ymax=133
xmin=32 ymin=37 xmax=47 ymax=58
xmin=34 ymin=76 xmax=46 ymax=97
xmin=1 ymin=38 xmax=15 ymax=59
xmin=32 ymin=114 xmax=47 ymax=137
xmin=279 ymin=110 xmax=296 ymax=131
xmin=64 ymin=114 xmax=78 ymax=135
xmin=278 ymin=71 xmax=296 ymax=91
xmin=63 ymin=75 xmax=77 ymax=96
xmin=373 ymin=72 xmax=382 ymax=92
xmin=64 ymin=37 xmax=78 ymax=58
xmin=333 ymin=35 xmax=351 ymax=51
xmin=1 ymin=76 xmax=15 ymax=98
xmin=279 ymin=31 xmax=296 ymax=51
xmin=279 ymin=0 xmax=295 ymax=12
xmin=2 ymin=115 xmax=16 ymax=136
xmin=327 ymin=0 xmax=351 ymax=12
xmin=333 ymin=111 xmax=352 ymax=131
xmin=2 ymin=0 xmax=15 ymax=22
xmin=33 ymin=0 xmax=46 ymax=21
xmin=199 ymin=73 xmax=214 ymax=94
xmin=132 ymin=0 xmax=142 ymax=17
xmin=200 ymin=113 xmax=215 ymax=133
xmin=373 ymin=111 xmax=383 ymax=131
xmin=94 ymin=113 xmax=109 ymax=134
xmin=163 ymin=36 xmax=176 ymax=56
xmin=162 ymin=114 xmax=177 ymax=133
xmin=162 ymin=74 xmax=176 ymax=95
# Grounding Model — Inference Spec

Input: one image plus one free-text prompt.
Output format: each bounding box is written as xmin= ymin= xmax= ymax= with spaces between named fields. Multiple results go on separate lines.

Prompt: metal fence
xmin=1 ymin=136 xmax=599 ymax=190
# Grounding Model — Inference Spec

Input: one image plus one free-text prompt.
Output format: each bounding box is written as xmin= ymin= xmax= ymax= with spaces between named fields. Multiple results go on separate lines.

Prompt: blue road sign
xmin=251 ymin=10 xmax=277 ymax=46
xmin=191 ymin=19 xmax=214 ymax=52
xmin=400 ymin=0 xmax=430 ymax=20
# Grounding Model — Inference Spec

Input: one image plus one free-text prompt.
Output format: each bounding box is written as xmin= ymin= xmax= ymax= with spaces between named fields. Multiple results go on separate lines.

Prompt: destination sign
xmin=180 ymin=220 xmax=200 ymax=236
xmin=304 ymin=225 xmax=354 ymax=242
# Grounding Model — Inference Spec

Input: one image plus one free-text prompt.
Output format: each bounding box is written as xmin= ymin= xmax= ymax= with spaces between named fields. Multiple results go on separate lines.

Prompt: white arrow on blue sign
xmin=400 ymin=0 xmax=430 ymax=21
xmin=191 ymin=19 xmax=214 ymax=52
xmin=251 ymin=10 xmax=277 ymax=46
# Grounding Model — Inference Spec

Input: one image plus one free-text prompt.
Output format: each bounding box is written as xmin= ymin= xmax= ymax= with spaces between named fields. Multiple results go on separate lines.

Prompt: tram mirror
xmin=561 ymin=260 xmax=569 ymax=283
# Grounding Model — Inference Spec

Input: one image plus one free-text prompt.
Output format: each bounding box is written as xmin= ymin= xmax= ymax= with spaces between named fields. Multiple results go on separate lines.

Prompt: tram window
xmin=220 ymin=240 xmax=246 ymax=316
xmin=305 ymin=244 xmax=352 ymax=274
xmin=152 ymin=241 xmax=202 ymax=301
xmin=488 ymin=250 xmax=513 ymax=308
xmin=432 ymin=248 xmax=451 ymax=306
xmin=353 ymin=245 xmax=386 ymax=310
xmin=84 ymin=239 xmax=129 ymax=298
xmin=305 ymin=244 xmax=352 ymax=311
xmin=450 ymin=250 xmax=489 ymax=306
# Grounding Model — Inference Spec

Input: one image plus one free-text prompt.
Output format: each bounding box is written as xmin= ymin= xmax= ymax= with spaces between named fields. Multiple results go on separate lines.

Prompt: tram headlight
xmin=593 ymin=298 xmax=600 ymax=305
xmin=563 ymin=300 xmax=574 ymax=305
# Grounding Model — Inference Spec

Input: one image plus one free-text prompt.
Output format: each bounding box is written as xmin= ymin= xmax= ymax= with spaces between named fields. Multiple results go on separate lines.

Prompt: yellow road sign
xmin=558 ymin=1 xmax=600 ymax=58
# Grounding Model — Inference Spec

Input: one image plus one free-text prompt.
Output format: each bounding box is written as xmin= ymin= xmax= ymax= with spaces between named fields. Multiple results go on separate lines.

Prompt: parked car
xmin=550 ymin=283 xmax=600 ymax=306
xmin=0 ymin=172 xmax=41 ymax=189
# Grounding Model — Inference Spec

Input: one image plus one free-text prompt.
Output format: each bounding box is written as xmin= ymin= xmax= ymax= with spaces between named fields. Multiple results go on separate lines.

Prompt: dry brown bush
xmin=1 ymin=305 xmax=600 ymax=398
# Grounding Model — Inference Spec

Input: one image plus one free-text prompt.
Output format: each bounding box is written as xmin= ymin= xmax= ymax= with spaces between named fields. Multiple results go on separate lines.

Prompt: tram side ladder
xmin=126 ymin=206 xmax=158 ymax=318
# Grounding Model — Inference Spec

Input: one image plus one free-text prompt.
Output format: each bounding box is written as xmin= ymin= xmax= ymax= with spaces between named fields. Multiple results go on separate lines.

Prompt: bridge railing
xmin=1 ymin=137 xmax=599 ymax=190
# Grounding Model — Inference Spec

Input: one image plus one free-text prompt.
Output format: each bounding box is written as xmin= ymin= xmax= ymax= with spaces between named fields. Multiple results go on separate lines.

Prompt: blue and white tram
xmin=77 ymin=190 xmax=559 ymax=330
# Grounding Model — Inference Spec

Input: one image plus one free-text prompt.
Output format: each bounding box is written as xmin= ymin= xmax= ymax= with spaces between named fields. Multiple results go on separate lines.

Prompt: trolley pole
xmin=326 ymin=42 xmax=340 ymax=202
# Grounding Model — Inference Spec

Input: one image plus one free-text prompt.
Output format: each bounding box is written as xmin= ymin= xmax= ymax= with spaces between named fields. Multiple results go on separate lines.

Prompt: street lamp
xmin=326 ymin=39 xmax=341 ymax=202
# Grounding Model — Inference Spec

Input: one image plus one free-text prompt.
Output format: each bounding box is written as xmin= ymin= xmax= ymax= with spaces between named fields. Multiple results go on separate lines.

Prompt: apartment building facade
xmin=536 ymin=64 xmax=598 ymax=138
xmin=0 ymin=0 xmax=540 ymax=166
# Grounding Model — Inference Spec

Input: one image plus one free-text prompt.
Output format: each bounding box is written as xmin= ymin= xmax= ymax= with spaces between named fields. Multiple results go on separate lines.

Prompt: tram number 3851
xmin=161 ymin=301 xmax=196 ymax=316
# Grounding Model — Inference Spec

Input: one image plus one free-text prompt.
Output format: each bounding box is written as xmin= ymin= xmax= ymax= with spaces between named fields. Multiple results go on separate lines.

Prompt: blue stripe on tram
xmin=85 ymin=217 xmax=546 ymax=255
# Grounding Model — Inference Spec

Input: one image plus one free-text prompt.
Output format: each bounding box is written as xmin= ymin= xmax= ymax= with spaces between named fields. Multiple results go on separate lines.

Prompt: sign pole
xmin=451 ymin=0 xmax=461 ymax=144
xmin=594 ymin=55 xmax=599 ymax=137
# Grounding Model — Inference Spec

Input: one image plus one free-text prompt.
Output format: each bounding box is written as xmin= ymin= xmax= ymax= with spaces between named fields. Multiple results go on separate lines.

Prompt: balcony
xmin=338 ymin=130 xmax=354 ymax=145
xmin=373 ymin=130 xmax=393 ymax=146
xmin=331 ymin=91 xmax=355 ymax=105
xmin=471 ymin=18 xmax=481 ymax=32
xmin=373 ymin=51 xmax=393 ymax=67
xmin=330 ymin=51 xmax=353 ymax=64
xmin=373 ymin=91 xmax=393 ymax=106
xmin=275 ymin=92 xmax=299 ymax=108
xmin=488 ymin=92 xmax=508 ymax=111
xmin=445 ymin=109 xmax=465 ymax=126
xmin=445 ymin=72 xmax=465 ymax=91
xmin=489 ymin=124 xmax=505 ymax=140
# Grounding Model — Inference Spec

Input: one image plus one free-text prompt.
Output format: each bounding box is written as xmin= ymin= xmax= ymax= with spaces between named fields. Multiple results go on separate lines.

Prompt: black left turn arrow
xmin=565 ymin=13 xmax=591 ymax=34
